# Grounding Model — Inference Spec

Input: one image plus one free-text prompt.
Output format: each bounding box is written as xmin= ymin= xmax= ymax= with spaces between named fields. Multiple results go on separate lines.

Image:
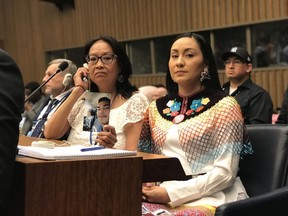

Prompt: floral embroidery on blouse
xmin=163 ymin=97 xmax=210 ymax=117
xmin=163 ymin=99 xmax=181 ymax=117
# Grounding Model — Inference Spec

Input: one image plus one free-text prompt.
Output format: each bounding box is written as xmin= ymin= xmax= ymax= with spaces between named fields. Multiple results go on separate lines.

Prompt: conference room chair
xmin=215 ymin=124 xmax=288 ymax=216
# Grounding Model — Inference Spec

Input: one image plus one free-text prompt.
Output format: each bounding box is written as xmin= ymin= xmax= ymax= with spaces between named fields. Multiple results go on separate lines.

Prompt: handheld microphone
xmin=25 ymin=61 xmax=69 ymax=102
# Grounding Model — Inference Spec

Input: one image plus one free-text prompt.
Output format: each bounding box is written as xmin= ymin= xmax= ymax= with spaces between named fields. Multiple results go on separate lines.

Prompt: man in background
xmin=27 ymin=59 xmax=77 ymax=138
xmin=139 ymin=84 xmax=168 ymax=102
xmin=276 ymin=88 xmax=288 ymax=124
xmin=222 ymin=47 xmax=273 ymax=124
xmin=0 ymin=49 xmax=24 ymax=213
xmin=20 ymin=81 xmax=47 ymax=135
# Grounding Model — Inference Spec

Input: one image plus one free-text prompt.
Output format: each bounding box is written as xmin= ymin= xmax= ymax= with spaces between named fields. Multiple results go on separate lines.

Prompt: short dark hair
xmin=84 ymin=35 xmax=137 ymax=99
xmin=98 ymin=97 xmax=110 ymax=104
xmin=24 ymin=81 xmax=43 ymax=103
xmin=25 ymin=81 xmax=40 ymax=92
xmin=166 ymin=32 xmax=221 ymax=94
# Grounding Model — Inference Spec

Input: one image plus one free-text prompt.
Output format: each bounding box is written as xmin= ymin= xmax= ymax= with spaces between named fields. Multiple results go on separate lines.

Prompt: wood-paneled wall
xmin=0 ymin=0 xmax=287 ymax=109
xmin=131 ymin=67 xmax=288 ymax=110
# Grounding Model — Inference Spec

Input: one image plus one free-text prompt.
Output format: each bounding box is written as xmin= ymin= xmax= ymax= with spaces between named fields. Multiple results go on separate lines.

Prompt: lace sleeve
xmin=67 ymin=97 xmax=85 ymax=125
xmin=121 ymin=93 xmax=149 ymax=126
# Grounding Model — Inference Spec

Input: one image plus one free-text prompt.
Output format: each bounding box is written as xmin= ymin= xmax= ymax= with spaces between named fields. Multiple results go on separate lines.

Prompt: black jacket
xmin=223 ymin=79 xmax=273 ymax=124
xmin=276 ymin=88 xmax=288 ymax=124
xmin=0 ymin=49 xmax=24 ymax=213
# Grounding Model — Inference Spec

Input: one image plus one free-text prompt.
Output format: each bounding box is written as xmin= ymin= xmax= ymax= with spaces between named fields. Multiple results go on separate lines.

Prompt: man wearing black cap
xmin=222 ymin=47 xmax=273 ymax=124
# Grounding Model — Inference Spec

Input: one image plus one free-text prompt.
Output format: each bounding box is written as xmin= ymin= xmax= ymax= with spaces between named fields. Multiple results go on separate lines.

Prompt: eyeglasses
xmin=224 ymin=59 xmax=245 ymax=66
xmin=85 ymin=54 xmax=117 ymax=65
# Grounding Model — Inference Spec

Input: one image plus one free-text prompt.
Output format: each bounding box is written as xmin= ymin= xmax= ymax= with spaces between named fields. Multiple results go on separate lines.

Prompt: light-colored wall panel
xmin=1 ymin=0 xmax=288 ymax=78
xmin=0 ymin=0 xmax=287 ymax=109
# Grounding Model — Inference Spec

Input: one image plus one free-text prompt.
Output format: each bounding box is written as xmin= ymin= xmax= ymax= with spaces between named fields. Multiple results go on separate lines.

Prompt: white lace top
xmin=110 ymin=92 xmax=149 ymax=149
xmin=67 ymin=91 xmax=149 ymax=149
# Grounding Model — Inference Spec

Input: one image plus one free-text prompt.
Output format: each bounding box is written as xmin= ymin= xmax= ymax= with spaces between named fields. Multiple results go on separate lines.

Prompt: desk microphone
xmin=25 ymin=61 xmax=69 ymax=103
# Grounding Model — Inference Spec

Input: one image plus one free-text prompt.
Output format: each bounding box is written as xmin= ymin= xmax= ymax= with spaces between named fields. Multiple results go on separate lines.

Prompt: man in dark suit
xmin=27 ymin=59 xmax=77 ymax=138
xmin=0 ymin=49 xmax=24 ymax=213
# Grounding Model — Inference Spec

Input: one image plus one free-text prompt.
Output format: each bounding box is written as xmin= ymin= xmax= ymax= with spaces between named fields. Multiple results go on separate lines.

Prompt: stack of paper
xmin=17 ymin=145 xmax=136 ymax=160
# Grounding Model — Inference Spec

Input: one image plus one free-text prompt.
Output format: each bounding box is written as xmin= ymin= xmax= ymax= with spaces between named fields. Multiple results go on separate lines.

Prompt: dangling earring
xmin=117 ymin=74 xmax=124 ymax=83
xmin=200 ymin=67 xmax=211 ymax=82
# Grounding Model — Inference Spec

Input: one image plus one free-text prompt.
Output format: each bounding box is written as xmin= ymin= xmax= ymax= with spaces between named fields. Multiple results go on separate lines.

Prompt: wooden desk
xmin=8 ymin=136 xmax=143 ymax=216
xmin=9 ymin=136 xmax=189 ymax=216
xmin=17 ymin=136 xmax=189 ymax=183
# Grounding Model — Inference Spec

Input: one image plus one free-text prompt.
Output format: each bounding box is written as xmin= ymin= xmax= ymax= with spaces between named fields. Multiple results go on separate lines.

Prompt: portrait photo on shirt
xmin=82 ymin=92 xmax=111 ymax=132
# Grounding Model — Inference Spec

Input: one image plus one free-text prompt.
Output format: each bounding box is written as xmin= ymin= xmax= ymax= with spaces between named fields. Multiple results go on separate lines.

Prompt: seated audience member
xmin=152 ymin=84 xmax=168 ymax=100
xmin=44 ymin=35 xmax=149 ymax=150
xmin=276 ymin=88 xmax=288 ymax=124
xmin=253 ymin=32 xmax=276 ymax=67
xmin=27 ymin=59 xmax=77 ymax=138
xmin=139 ymin=84 xmax=168 ymax=102
xmin=20 ymin=81 xmax=46 ymax=135
xmin=138 ymin=33 xmax=253 ymax=215
xmin=222 ymin=46 xmax=273 ymax=124
xmin=139 ymin=85 xmax=157 ymax=102
xmin=0 ymin=49 xmax=24 ymax=213
xmin=96 ymin=97 xmax=111 ymax=132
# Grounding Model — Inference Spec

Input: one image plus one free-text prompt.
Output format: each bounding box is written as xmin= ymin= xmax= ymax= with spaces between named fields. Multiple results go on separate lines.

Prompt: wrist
xmin=74 ymin=85 xmax=86 ymax=92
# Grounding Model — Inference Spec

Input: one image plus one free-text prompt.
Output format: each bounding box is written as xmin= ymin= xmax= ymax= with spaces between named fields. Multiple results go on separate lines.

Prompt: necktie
xmin=30 ymin=99 xmax=58 ymax=137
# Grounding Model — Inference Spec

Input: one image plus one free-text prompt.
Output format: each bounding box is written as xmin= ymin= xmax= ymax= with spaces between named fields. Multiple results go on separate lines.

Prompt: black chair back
xmin=239 ymin=124 xmax=288 ymax=197
xmin=215 ymin=186 xmax=288 ymax=216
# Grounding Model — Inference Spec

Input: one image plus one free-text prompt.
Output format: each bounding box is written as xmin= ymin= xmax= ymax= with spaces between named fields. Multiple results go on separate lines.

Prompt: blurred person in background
xmin=139 ymin=84 xmax=168 ymax=102
xmin=0 ymin=49 xmax=24 ymax=214
xmin=19 ymin=81 xmax=46 ymax=135
xmin=276 ymin=87 xmax=288 ymax=124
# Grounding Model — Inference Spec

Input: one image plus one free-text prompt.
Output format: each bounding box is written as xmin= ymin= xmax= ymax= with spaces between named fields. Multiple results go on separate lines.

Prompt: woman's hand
xmin=96 ymin=125 xmax=117 ymax=148
xmin=73 ymin=66 xmax=89 ymax=90
xmin=142 ymin=183 xmax=170 ymax=204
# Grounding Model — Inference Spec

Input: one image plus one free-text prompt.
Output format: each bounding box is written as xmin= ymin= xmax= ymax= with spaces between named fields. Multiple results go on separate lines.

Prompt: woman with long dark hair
xmin=139 ymin=33 xmax=252 ymax=215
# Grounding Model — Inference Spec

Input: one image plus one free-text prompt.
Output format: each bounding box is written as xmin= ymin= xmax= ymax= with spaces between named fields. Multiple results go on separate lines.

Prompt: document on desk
xmin=17 ymin=145 xmax=136 ymax=160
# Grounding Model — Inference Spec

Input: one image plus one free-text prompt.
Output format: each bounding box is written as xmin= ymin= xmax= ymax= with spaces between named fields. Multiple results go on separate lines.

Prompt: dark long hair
xmin=84 ymin=35 xmax=137 ymax=99
xmin=166 ymin=32 xmax=221 ymax=94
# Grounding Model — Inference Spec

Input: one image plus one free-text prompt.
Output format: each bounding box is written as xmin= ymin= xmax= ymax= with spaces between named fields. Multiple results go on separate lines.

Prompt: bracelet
xmin=75 ymin=85 xmax=86 ymax=92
